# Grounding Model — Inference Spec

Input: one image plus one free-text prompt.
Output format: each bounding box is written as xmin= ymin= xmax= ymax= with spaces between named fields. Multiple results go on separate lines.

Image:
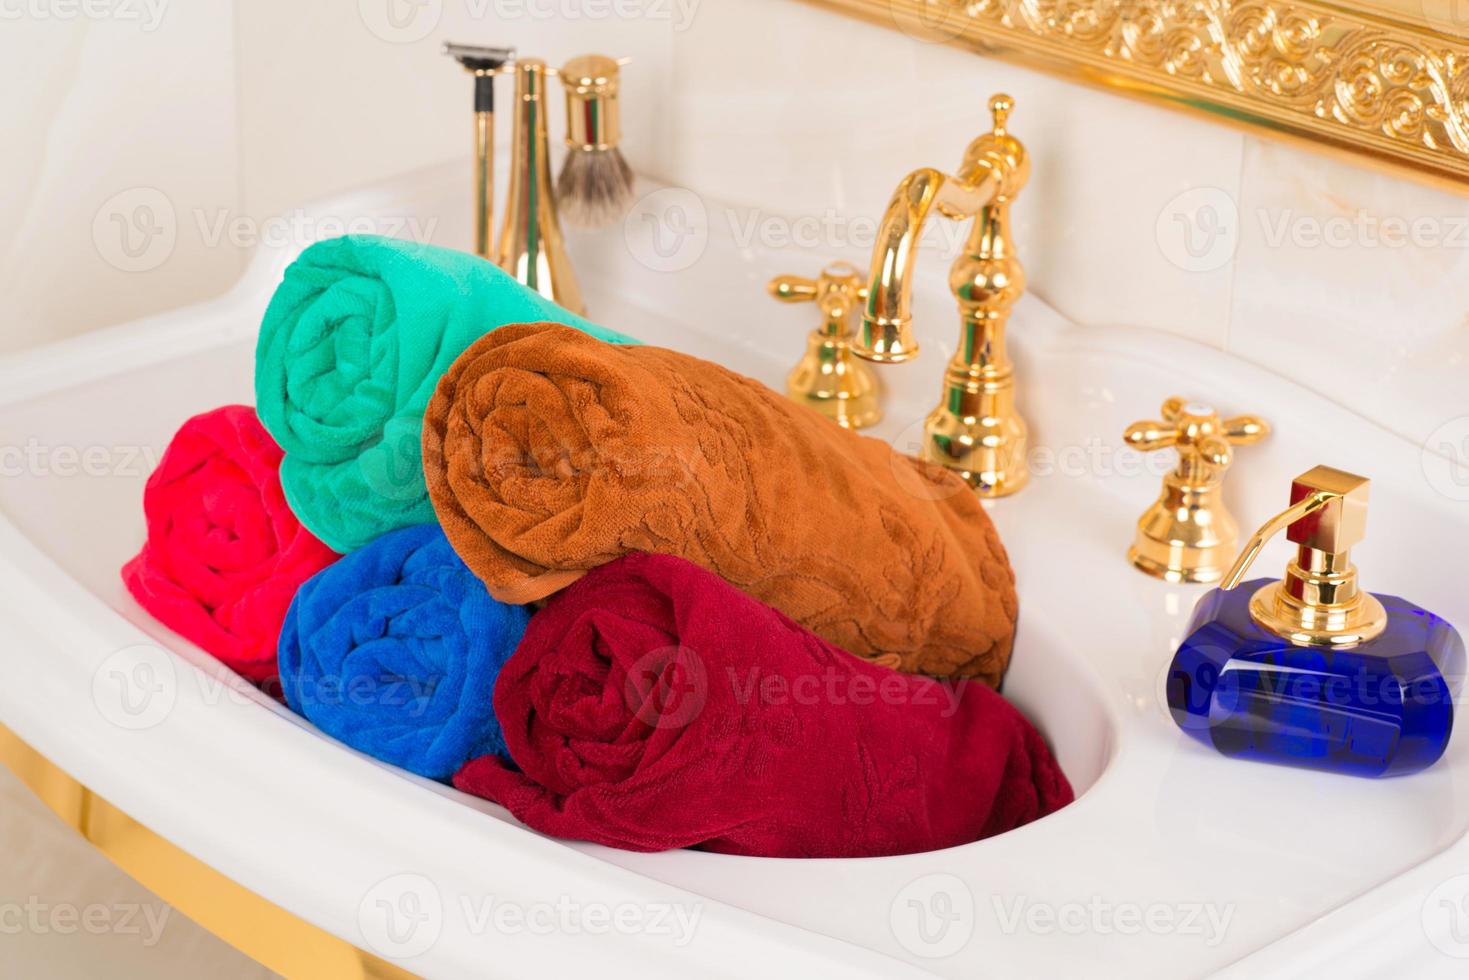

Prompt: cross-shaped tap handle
xmin=768 ymin=262 xmax=869 ymax=338
xmin=1123 ymin=397 xmax=1270 ymax=481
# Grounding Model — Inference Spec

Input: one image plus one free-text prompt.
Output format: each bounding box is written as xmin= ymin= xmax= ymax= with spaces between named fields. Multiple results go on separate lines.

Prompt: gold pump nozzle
xmin=849 ymin=94 xmax=1030 ymax=496
xmin=1221 ymin=465 xmax=1387 ymax=648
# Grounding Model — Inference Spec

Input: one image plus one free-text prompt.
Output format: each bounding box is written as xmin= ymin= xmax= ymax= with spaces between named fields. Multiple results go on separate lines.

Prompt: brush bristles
xmin=557 ymin=147 xmax=635 ymax=229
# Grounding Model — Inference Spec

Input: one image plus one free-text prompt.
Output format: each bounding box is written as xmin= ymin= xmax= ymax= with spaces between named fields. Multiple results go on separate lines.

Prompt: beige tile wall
xmin=1229 ymin=137 xmax=1469 ymax=448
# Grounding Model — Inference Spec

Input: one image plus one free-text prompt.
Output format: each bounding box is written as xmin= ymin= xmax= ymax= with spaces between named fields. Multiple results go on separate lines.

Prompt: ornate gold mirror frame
xmin=804 ymin=0 xmax=1469 ymax=190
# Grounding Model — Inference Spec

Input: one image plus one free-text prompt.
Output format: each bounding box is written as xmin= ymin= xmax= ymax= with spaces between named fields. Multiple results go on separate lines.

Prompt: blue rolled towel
xmin=278 ymin=524 xmax=530 ymax=780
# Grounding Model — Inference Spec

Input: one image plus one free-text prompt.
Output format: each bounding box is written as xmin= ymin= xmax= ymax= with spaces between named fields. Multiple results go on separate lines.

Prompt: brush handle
xmin=560 ymin=54 xmax=621 ymax=152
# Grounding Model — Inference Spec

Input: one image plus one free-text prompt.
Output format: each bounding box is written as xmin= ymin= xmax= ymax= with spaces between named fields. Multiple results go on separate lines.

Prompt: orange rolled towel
xmin=422 ymin=322 xmax=1019 ymax=683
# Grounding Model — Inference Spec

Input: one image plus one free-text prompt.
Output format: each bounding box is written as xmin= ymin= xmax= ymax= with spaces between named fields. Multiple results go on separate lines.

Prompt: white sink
xmin=0 ymin=162 xmax=1465 ymax=979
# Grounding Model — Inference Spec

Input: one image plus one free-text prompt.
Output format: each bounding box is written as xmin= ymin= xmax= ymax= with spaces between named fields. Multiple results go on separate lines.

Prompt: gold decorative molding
xmin=0 ymin=724 xmax=417 ymax=980
xmin=805 ymin=0 xmax=1469 ymax=190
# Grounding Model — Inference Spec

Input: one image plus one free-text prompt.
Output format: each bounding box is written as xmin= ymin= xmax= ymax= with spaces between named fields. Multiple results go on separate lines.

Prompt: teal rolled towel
xmin=254 ymin=235 xmax=638 ymax=552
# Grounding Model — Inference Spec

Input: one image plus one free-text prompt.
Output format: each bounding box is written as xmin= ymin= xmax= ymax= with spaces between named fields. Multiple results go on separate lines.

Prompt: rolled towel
xmin=454 ymin=553 xmax=1070 ymax=857
xmin=255 ymin=235 xmax=638 ymax=553
xmin=424 ymin=322 xmax=1018 ymax=683
xmin=121 ymin=405 xmax=339 ymax=683
xmin=278 ymin=524 xmax=530 ymax=780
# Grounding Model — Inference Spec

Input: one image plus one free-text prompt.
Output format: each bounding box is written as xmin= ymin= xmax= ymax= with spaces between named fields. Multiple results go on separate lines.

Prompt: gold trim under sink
xmin=0 ymin=724 xmax=417 ymax=980
xmin=802 ymin=0 xmax=1469 ymax=193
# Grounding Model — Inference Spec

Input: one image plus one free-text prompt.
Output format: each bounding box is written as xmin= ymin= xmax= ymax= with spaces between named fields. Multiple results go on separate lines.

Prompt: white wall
xmin=0 ymin=0 xmax=687 ymax=352
xmin=232 ymin=2 xmax=681 ymax=231
xmin=0 ymin=1 xmax=243 ymax=353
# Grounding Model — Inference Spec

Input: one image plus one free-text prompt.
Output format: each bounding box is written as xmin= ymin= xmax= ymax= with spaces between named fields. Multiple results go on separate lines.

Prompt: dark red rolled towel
xmin=121 ymin=405 xmax=339 ymax=683
xmin=455 ymin=553 xmax=1072 ymax=858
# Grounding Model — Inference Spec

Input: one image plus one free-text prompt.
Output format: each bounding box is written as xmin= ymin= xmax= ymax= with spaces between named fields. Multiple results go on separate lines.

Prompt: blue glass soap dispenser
xmin=1167 ymin=465 xmax=1465 ymax=777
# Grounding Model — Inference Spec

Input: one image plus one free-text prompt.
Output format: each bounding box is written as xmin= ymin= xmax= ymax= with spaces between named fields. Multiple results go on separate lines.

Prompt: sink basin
xmin=0 ymin=162 xmax=1465 ymax=979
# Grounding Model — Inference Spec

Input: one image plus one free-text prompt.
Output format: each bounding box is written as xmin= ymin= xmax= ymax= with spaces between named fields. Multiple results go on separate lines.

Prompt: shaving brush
xmin=556 ymin=54 xmax=634 ymax=228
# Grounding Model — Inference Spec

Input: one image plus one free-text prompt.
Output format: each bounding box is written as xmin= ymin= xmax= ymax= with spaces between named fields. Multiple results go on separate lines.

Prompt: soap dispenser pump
xmin=1167 ymin=465 xmax=1465 ymax=777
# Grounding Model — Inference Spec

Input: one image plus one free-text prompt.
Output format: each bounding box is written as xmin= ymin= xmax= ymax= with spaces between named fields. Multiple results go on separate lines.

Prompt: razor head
xmin=442 ymin=42 xmax=515 ymax=71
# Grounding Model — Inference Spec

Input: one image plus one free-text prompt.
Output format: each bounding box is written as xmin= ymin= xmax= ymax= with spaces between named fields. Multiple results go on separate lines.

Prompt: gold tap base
xmin=1129 ymin=546 xmax=1230 ymax=584
xmin=1128 ymin=479 xmax=1238 ymax=584
xmin=787 ymin=338 xmax=882 ymax=430
xmin=1129 ymin=548 xmax=1219 ymax=584
xmin=1129 ymin=541 xmax=1233 ymax=585
xmin=923 ymin=403 xmax=1028 ymax=497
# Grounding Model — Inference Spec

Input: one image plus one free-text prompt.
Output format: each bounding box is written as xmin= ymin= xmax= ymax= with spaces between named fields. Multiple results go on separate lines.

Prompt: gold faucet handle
xmin=769 ymin=262 xmax=881 ymax=430
xmin=767 ymin=262 xmax=868 ymax=338
xmin=1124 ymin=397 xmax=1270 ymax=480
xmin=1124 ymin=397 xmax=1272 ymax=583
xmin=959 ymin=92 xmax=1028 ymax=200
xmin=989 ymin=94 xmax=1013 ymax=134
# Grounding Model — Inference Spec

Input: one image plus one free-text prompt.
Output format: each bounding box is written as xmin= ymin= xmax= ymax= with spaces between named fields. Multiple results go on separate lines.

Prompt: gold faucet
xmin=851 ymin=94 xmax=1030 ymax=496
xmin=1123 ymin=398 xmax=1271 ymax=583
xmin=768 ymin=262 xmax=882 ymax=429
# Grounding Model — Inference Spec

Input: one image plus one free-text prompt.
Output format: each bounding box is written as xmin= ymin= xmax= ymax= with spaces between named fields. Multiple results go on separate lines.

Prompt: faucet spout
xmin=858 ymin=166 xmax=1001 ymax=363
xmin=851 ymin=93 xmax=1033 ymax=497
